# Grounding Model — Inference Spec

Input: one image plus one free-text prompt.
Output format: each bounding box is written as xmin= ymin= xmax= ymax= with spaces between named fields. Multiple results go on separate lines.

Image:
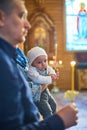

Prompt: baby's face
xmin=32 ymin=55 xmax=48 ymax=71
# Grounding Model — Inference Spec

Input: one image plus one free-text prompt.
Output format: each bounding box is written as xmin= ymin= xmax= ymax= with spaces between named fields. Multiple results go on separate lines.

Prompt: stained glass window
xmin=65 ymin=0 xmax=87 ymax=51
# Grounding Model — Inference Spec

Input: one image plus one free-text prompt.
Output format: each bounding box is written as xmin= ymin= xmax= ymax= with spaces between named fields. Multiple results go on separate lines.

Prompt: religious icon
xmin=77 ymin=2 xmax=87 ymax=38
xmin=34 ymin=27 xmax=47 ymax=49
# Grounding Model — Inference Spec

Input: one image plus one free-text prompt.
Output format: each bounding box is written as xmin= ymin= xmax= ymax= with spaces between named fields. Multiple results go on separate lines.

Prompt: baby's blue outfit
xmin=28 ymin=68 xmax=47 ymax=102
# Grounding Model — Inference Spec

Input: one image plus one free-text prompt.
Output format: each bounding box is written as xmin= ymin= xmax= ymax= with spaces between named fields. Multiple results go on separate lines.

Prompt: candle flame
xmin=70 ymin=61 xmax=76 ymax=67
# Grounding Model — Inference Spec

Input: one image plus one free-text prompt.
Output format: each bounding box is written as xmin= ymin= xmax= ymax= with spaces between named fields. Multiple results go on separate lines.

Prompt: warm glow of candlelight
xmin=70 ymin=61 xmax=76 ymax=67
xmin=49 ymin=60 xmax=54 ymax=66
xmin=58 ymin=60 xmax=62 ymax=65
xmin=70 ymin=61 xmax=76 ymax=91
xmin=55 ymin=43 xmax=58 ymax=61
xmin=53 ymin=56 xmax=56 ymax=60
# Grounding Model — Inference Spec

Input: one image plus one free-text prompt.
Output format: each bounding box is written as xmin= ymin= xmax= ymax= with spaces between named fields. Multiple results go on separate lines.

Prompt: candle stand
xmin=49 ymin=60 xmax=63 ymax=93
xmin=64 ymin=61 xmax=79 ymax=102
xmin=51 ymin=82 xmax=59 ymax=93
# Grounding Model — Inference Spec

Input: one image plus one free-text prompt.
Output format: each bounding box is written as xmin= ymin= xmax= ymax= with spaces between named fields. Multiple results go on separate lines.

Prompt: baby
xmin=27 ymin=46 xmax=58 ymax=118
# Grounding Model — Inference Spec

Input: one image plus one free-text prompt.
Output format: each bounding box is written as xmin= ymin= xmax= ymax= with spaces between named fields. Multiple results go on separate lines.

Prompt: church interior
xmin=18 ymin=0 xmax=87 ymax=129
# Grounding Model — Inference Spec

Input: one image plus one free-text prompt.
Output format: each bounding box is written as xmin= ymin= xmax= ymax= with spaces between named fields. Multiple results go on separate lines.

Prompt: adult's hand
xmin=56 ymin=103 xmax=78 ymax=129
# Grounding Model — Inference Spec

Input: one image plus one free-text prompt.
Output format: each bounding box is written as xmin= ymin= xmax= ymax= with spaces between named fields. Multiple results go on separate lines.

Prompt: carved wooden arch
xmin=25 ymin=12 xmax=56 ymax=60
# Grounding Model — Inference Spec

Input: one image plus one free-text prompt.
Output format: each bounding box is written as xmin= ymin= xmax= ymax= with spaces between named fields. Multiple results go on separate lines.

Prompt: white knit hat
xmin=27 ymin=46 xmax=47 ymax=66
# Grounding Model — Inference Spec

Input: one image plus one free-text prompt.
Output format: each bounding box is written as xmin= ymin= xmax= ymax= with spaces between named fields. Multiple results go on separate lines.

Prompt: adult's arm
xmin=0 ymin=54 xmax=64 ymax=130
xmin=0 ymin=52 xmax=78 ymax=130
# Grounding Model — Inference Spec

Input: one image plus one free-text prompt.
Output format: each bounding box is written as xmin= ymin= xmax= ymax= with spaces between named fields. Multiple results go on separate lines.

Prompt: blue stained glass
xmin=65 ymin=0 xmax=87 ymax=51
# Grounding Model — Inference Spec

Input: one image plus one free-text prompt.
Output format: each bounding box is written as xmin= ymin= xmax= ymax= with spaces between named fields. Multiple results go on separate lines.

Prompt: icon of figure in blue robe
xmin=77 ymin=2 xmax=87 ymax=38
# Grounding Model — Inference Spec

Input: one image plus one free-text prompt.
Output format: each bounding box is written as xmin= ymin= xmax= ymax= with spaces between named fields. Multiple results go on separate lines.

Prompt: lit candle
xmin=49 ymin=60 xmax=54 ymax=67
xmin=55 ymin=43 xmax=58 ymax=61
xmin=58 ymin=60 xmax=62 ymax=65
xmin=70 ymin=61 xmax=76 ymax=91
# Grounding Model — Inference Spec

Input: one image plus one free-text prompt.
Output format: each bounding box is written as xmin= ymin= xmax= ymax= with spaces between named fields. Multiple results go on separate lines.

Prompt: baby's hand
xmin=55 ymin=69 xmax=59 ymax=79
xmin=50 ymin=74 xmax=57 ymax=82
